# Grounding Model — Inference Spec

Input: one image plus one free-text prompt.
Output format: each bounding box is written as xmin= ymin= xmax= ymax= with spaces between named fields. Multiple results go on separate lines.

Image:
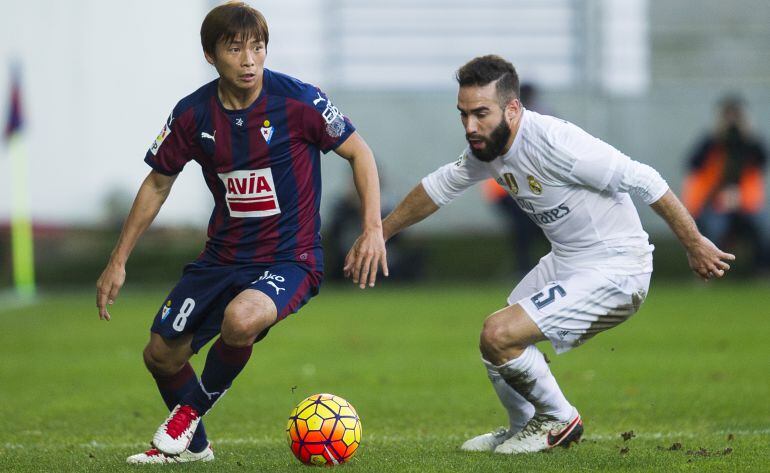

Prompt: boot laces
xmin=166 ymin=405 xmax=199 ymax=438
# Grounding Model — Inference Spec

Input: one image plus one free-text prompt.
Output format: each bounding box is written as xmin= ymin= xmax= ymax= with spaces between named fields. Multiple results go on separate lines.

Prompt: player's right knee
xmin=142 ymin=344 xmax=186 ymax=377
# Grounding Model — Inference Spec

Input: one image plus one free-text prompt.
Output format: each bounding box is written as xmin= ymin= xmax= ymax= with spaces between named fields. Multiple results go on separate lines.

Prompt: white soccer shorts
xmin=509 ymin=253 xmax=651 ymax=354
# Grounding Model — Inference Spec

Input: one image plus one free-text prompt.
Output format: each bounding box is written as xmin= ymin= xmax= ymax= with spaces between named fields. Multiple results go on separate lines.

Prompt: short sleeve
xmin=545 ymin=121 xmax=668 ymax=203
xmin=301 ymin=88 xmax=356 ymax=153
xmin=144 ymin=106 xmax=194 ymax=176
xmin=421 ymin=149 xmax=492 ymax=206
xmin=545 ymin=122 xmax=620 ymax=191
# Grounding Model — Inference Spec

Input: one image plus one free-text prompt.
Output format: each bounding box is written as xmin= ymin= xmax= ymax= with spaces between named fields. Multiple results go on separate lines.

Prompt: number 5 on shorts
xmin=531 ymin=284 xmax=566 ymax=309
xmin=172 ymin=298 xmax=196 ymax=331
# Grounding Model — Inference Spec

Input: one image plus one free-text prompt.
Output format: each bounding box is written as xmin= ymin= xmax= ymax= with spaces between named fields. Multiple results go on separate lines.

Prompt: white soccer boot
xmin=460 ymin=427 xmax=514 ymax=452
xmin=151 ymin=404 xmax=202 ymax=455
xmin=494 ymin=408 xmax=583 ymax=454
xmin=126 ymin=443 xmax=214 ymax=464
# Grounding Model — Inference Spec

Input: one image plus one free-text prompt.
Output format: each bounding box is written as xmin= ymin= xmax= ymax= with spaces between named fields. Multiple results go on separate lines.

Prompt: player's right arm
xmin=381 ymin=183 xmax=439 ymax=242
xmin=96 ymin=170 xmax=177 ymax=321
xmin=380 ymin=150 xmax=488 ymax=241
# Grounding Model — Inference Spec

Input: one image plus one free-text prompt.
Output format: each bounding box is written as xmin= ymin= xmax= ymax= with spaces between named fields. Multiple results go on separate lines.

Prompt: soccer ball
xmin=286 ymin=393 xmax=362 ymax=466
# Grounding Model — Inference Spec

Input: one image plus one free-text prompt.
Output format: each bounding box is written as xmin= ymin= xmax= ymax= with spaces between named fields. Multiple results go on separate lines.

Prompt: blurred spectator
xmin=520 ymin=82 xmax=553 ymax=116
xmin=325 ymin=176 xmax=423 ymax=281
xmin=682 ymin=95 xmax=769 ymax=273
xmin=481 ymin=82 xmax=548 ymax=276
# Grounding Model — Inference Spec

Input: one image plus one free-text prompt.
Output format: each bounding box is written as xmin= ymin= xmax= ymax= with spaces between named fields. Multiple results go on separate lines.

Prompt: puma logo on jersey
xmin=201 ymin=131 xmax=216 ymax=142
xmin=267 ymin=281 xmax=285 ymax=295
xmin=251 ymin=271 xmax=287 ymax=295
xmin=312 ymin=91 xmax=343 ymax=124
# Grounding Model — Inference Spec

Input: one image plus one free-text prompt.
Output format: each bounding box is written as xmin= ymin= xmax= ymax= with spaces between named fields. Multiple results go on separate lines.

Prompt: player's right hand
xmin=96 ymin=262 xmax=126 ymax=321
xmin=343 ymin=229 xmax=388 ymax=289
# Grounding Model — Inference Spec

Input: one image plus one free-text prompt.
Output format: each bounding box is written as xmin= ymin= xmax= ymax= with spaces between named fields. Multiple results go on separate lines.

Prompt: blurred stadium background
xmin=1 ymin=0 xmax=769 ymax=290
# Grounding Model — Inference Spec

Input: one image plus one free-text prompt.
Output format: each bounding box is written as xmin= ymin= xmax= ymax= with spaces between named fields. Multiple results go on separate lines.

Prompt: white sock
xmin=496 ymin=345 xmax=573 ymax=421
xmin=483 ymin=358 xmax=535 ymax=432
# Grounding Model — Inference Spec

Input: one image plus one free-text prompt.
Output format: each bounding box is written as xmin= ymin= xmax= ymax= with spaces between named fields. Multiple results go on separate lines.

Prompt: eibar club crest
xmin=260 ymin=120 xmax=274 ymax=144
xmin=527 ymin=175 xmax=543 ymax=195
xmin=160 ymin=300 xmax=172 ymax=321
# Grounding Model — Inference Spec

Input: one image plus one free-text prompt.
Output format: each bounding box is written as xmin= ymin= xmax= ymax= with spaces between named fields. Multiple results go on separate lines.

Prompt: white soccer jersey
xmin=422 ymin=109 xmax=669 ymax=274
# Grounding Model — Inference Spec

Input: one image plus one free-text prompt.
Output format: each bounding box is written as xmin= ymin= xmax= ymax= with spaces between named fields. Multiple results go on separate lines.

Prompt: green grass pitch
xmin=1 ymin=280 xmax=768 ymax=471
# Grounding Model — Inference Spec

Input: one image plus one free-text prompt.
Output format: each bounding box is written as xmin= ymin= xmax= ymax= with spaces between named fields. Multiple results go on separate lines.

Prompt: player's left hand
xmin=685 ymin=234 xmax=735 ymax=282
xmin=343 ymin=229 xmax=388 ymax=289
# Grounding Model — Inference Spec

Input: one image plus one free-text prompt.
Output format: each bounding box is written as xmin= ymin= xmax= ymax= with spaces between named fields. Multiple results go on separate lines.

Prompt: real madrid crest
xmin=527 ymin=175 xmax=543 ymax=195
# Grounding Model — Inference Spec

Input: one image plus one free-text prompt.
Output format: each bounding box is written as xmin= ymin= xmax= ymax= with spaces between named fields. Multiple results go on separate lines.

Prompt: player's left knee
xmin=479 ymin=313 xmax=528 ymax=365
xmin=479 ymin=315 xmax=509 ymax=362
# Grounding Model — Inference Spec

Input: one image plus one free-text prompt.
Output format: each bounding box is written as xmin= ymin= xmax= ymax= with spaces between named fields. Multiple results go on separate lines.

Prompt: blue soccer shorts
xmin=150 ymin=261 xmax=322 ymax=352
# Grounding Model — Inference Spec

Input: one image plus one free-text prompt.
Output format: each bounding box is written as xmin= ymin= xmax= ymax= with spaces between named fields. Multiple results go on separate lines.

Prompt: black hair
xmin=456 ymin=55 xmax=519 ymax=108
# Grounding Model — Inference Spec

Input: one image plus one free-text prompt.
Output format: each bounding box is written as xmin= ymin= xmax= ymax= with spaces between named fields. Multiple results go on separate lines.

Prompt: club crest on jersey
xmin=527 ymin=175 xmax=543 ymax=195
xmin=313 ymin=91 xmax=346 ymax=139
xmin=218 ymin=168 xmax=281 ymax=218
xmin=326 ymin=117 xmax=346 ymax=138
xmin=160 ymin=300 xmax=172 ymax=321
xmin=260 ymin=120 xmax=274 ymax=144
xmin=150 ymin=113 xmax=173 ymax=155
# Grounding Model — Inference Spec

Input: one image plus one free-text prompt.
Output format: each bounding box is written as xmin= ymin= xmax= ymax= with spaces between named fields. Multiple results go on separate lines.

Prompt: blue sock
xmin=152 ymin=362 xmax=209 ymax=453
xmin=183 ymin=338 xmax=252 ymax=415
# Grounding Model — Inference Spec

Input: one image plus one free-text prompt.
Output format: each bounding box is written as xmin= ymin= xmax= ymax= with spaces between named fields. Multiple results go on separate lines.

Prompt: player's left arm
xmin=334 ymin=132 xmax=388 ymax=289
xmin=650 ymin=190 xmax=735 ymax=281
xmin=549 ymin=124 xmax=735 ymax=281
xmin=601 ymin=155 xmax=736 ymax=281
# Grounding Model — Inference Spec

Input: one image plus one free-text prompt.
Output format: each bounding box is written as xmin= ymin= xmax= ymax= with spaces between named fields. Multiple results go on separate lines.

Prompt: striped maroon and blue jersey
xmin=144 ymin=69 xmax=355 ymax=272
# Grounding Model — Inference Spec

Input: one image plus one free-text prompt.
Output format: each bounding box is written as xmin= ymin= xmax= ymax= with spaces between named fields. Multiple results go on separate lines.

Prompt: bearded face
xmin=458 ymin=83 xmax=518 ymax=163
xmin=466 ymin=115 xmax=511 ymax=162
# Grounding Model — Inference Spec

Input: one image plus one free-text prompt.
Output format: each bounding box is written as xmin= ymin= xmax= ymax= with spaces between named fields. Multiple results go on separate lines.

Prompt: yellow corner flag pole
xmin=5 ymin=66 xmax=36 ymax=299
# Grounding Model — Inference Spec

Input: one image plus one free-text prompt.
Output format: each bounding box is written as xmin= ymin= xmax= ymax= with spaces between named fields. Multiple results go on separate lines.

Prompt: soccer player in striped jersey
xmin=95 ymin=3 xmax=386 ymax=464
xmin=365 ymin=55 xmax=735 ymax=454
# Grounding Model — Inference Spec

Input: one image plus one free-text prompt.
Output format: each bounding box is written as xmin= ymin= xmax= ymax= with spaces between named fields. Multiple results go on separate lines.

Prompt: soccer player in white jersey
xmin=346 ymin=55 xmax=736 ymax=454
